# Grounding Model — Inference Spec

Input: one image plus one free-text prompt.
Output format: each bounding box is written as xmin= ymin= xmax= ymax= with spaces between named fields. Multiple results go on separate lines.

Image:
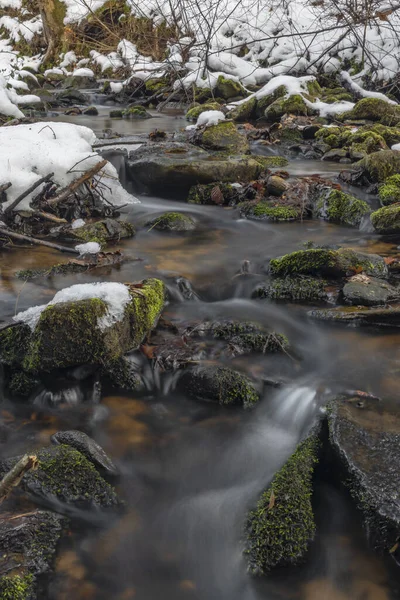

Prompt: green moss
xmin=33 ymin=445 xmax=118 ymax=506
xmin=350 ymin=97 xmax=395 ymax=121
xmin=8 ymin=370 xmax=39 ymax=397
xmin=371 ymin=204 xmax=400 ymax=233
xmin=357 ymin=149 xmax=400 ymax=182
xmin=229 ymin=97 xmax=257 ymax=122
xmin=210 ymin=321 xmax=289 ymax=353
xmin=200 ymin=120 xmax=249 ymax=154
xmin=306 ymin=80 xmax=322 ymax=96
xmin=122 ymin=105 xmax=149 ymax=118
xmin=110 ymin=109 xmax=123 ymax=118
xmin=184 ymin=366 xmax=259 ymax=408
xmin=125 ymin=278 xmax=166 ymax=344
xmin=252 ymin=155 xmax=289 ymax=169
xmin=253 ymin=276 xmax=328 ymax=302
xmin=245 ymin=202 xmax=300 ymax=221
xmin=265 ymin=94 xmax=309 ymax=121
xmin=368 ymin=124 xmax=400 ymax=146
xmin=70 ymin=220 xmax=135 ymax=246
xmin=316 ymin=189 xmax=370 ymax=227
xmin=270 ymin=249 xmax=337 ymax=276
xmin=0 ymin=324 xmax=32 ymax=366
xmin=145 ymin=77 xmax=168 ymax=93
xmin=187 ymin=182 xmax=240 ymax=205
xmin=378 ymin=174 xmax=400 ymax=206
xmin=245 ymin=433 xmax=320 ymax=573
xmin=146 ymin=211 xmax=195 ymax=231
xmin=215 ymin=75 xmax=246 ymax=100
xmin=186 ymin=102 xmax=221 ymax=121
xmin=0 ymin=574 xmax=33 ymax=600
xmin=103 ymin=356 xmax=142 ymax=390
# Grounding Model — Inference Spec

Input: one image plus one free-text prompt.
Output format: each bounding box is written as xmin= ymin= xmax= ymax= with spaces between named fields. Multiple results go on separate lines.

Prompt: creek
xmin=1 ymin=108 xmax=400 ymax=599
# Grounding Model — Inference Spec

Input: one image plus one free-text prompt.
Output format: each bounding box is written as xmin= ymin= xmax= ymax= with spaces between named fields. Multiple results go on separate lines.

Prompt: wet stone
xmin=51 ymin=430 xmax=119 ymax=477
xmin=342 ymin=276 xmax=400 ymax=306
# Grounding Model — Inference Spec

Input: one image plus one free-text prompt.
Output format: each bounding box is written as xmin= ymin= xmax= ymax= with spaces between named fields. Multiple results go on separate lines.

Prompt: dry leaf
xmin=268 ymin=490 xmax=276 ymax=510
xmin=210 ymin=186 xmax=224 ymax=205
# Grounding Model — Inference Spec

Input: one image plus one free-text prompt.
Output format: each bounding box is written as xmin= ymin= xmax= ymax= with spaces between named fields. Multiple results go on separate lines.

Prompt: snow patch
xmin=14 ymin=282 xmax=132 ymax=331
xmin=71 ymin=218 xmax=86 ymax=230
xmin=75 ymin=241 xmax=101 ymax=254
xmin=72 ymin=67 xmax=95 ymax=78
xmin=197 ymin=110 xmax=226 ymax=127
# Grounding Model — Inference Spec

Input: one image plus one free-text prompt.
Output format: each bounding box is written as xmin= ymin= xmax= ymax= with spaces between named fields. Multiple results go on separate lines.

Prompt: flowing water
xmin=1 ymin=109 xmax=400 ymax=599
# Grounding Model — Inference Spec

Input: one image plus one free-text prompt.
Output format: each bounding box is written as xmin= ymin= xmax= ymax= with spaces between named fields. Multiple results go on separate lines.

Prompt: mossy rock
xmin=240 ymin=201 xmax=300 ymax=221
xmin=0 ymin=445 xmax=119 ymax=508
xmin=7 ymin=370 xmax=39 ymax=397
xmin=378 ymin=174 xmax=400 ymax=206
xmin=54 ymin=88 xmax=88 ymax=105
xmin=252 ymin=155 xmax=289 ymax=169
xmin=63 ymin=74 xmax=97 ymax=89
xmin=229 ymin=97 xmax=257 ymax=122
xmin=265 ymin=94 xmax=309 ymax=122
xmin=315 ymin=189 xmax=370 ymax=227
xmin=356 ymin=150 xmax=400 ymax=182
xmin=178 ymin=365 xmax=259 ymax=408
xmin=186 ymin=102 xmax=221 ymax=121
xmin=368 ymin=124 xmax=400 ymax=146
xmin=252 ymin=276 xmax=329 ymax=302
xmin=215 ymin=75 xmax=246 ymax=100
xmin=348 ymin=98 xmax=398 ymax=122
xmin=370 ymin=204 xmax=400 ymax=233
xmin=187 ymin=182 xmax=242 ymax=205
xmin=65 ymin=218 xmax=135 ymax=247
xmin=102 ymin=356 xmax=142 ymax=391
xmin=110 ymin=109 xmax=123 ymax=118
xmin=122 ymin=105 xmax=151 ymax=119
xmin=0 ymin=575 xmax=34 ymax=600
xmin=5 ymin=279 xmax=165 ymax=374
xmin=146 ymin=211 xmax=196 ymax=231
xmin=245 ymin=429 xmax=320 ymax=573
xmin=208 ymin=320 xmax=289 ymax=354
xmin=269 ymin=248 xmax=387 ymax=279
xmin=198 ymin=121 xmax=250 ymax=154
xmin=144 ymin=77 xmax=168 ymax=94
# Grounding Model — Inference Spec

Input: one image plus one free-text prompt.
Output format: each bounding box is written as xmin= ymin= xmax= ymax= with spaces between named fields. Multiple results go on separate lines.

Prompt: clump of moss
xmin=371 ymin=204 xmax=400 ymax=233
xmin=265 ymin=94 xmax=309 ymax=121
xmin=210 ymin=321 xmax=289 ymax=354
xmin=186 ymin=102 xmax=221 ymax=121
xmin=252 ymin=155 xmax=289 ymax=169
xmin=348 ymin=97 xmax=397 ymax=121
xmin=26 ymin=445 xmax=119 ymax=507
xmin=146 ymin=211 xmax=195 ymax=231
xmin=253 ymin=276 xmax=328 ymax=302
xmin=8 ymin=370 xmax=39 ymax=397
xmin=199 ymin=120 xmax=249 ymax=154
xmin=123 ymin=105 xmax=150 ymax=118
xmin=368 ymin=124 xmax=400 ymax=146
xmin=0 ymin=574 xmax=34 ymax=600
xmin=229 ymin=97 xmax=257 ymax=122
xmin=187 ymin=182 xmax=242 ymax=205
xmin=245 ymin=433 xmax=320 ymax=573
xmin=316 ymin=189 xmax=370 ymax=227
xmin=69 ymin=219 xmax=135 ymax=247
xmin=215 ymin=75 xmax=246 ymax=100
xmin=241 ymin=202 xmax=300 ymax=221
xmin=378 ymin=174 xmax=400 ymax=206
xmin=0 ymin=324 xmax=32 ymax=366
xmin=357 ymin=149 xmax=400 ymax=182
xmin=144 ymin=77 xmax=168 ymax=93
xmin=270 ymin=249 xmax=337 ymax=276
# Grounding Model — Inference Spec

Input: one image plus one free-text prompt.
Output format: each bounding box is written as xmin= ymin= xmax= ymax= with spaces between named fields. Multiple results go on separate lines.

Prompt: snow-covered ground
xmin=0 ymin=121 xmax=138 ymax=210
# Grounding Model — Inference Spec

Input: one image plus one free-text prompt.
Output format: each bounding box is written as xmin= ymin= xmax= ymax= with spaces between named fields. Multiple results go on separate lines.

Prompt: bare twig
xmin=46 ymin=160 xmax=108 ymax=207
xmin=0 ymin=227 xmax=80 ymax=254
xmin=0 ymin=454 xmax=38 ymax=504
xmin=4 ymin=173 xmax=54 ymax=216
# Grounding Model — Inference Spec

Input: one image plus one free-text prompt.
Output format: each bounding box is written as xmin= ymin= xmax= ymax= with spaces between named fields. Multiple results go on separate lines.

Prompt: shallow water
xmin=1 ymin=113 xmax=400 ymax=599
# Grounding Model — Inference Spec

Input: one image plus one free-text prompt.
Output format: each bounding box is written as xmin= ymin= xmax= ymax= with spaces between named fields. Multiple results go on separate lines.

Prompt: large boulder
xmin=245 ymin=427 xmax=320 ymax=573
xmin=126 ymin=144 xmax=265 ymax=198
xmin=345 ymin=98 xmax=400 ymax=122
xmin=328 ymin=396 xmax=400 ymax=553
xmin=264 ymin=94 xmax=309 ymax=122
xmin=269 ymin=248 xmax=388 ymax=279
xmin=356 ymin=150 xmax=400 ymax=183
xmin=0 ymin=279 xmax=165 ymax=374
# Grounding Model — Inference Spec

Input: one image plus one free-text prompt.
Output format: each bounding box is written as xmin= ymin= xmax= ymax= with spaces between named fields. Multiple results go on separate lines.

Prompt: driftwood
xmin=4 ymin=172 xmax=54 ymax=216
xmin=0 ymin=454 xmax=38 ymax=504
xmin=0 ymin=227 xmax=80 ymax=254
xmin=46 ymin=159 xmax=108 ymax=207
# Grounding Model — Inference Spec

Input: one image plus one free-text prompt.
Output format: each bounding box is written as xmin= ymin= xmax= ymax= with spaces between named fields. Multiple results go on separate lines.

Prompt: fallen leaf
xmin=268 ymin=489 xmax=276 ymax=510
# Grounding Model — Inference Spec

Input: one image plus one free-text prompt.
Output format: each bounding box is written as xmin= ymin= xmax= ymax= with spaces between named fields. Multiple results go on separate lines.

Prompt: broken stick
xmin=0 ymin=454 xmax=38 ymax=504
xmin=46 ymin=159 xmax=108 ymax=207
xmin=4 ymin=172 xmax=54 ymax=215
xmin=0 ymin=227 xmax=80 ymax=254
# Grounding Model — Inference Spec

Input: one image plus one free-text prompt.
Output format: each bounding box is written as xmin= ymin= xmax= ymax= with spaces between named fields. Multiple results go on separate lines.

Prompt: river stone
xmin=51 ymin=430 xmax=119 ymax=477
xmin=0 ymin=510 xmax=66 ymax=599
xmin=266 ymin=175 xmax=288 ymax=196
xmin=193 ymin=320 xmax=290 ymax=354
xmin=328 ymin=396 xmax=400 ymax=554
xmin=0 ymin=445 xmax=119 ymax=509
xmin=314 ymin=189 xmax=370 ymax=228
xmin=178 ymin=365 xmax=259 ymax=408
xmin=356 ymin=150 xmax=400 ymax=183
xmin=83 ymin=105 xmax=99 ymax=116
xmin=342 ymin=276 xmax=399 ymax=306
xmin=322 ymin=148 xmax=348 ymax=161
xmin=245 ymin=426 xmax=320 ymax=573
xmin=126 ymin=143 xmax=264 ymax=198
xmin=187 ymin=182 xmax=244 ymax=205
xmin=63 ymin=75 xmax=97 ymax=89
xmin=55 ymin=88 xmax=88 ymax=106
xmin=0 ymin=278 xmax=165 ymax=373
xmin=371 ymin=204 xmax=400 ymax=233
xmin=196 ymin=121 xmax=250 ymax=154
xmin=308 ymin=304 xmax=400 ymax=327
xmin=252 ymin=276 xmax=330 ymax=303
xmin=145 ymin=212 xmax=196 ymax=231
xmin=269 ymin=248 xmax=388 ymax=279
xmin=62 ymin=218 xmax=135 ymax=246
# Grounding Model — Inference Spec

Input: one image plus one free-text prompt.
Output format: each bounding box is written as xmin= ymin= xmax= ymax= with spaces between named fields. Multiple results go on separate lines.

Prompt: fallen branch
xmin=30 ymin=210 xmax=68 ymax=224
xmin=4 ymin=173 xmax=54 ymax=216
xmin=0 ymin=454 xmax=38 ymax=504
xmin=46 ymin=159 xmax=108 ymax=207
xmin=0 ymin=227 xmax=80 ymax=254
xmin=0 ymin=182 xmax=12 ymax=196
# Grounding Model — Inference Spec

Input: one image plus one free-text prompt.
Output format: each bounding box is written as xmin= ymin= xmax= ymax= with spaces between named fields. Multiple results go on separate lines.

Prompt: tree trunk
xmin=38 ymin=0 xmax=66 ymax=66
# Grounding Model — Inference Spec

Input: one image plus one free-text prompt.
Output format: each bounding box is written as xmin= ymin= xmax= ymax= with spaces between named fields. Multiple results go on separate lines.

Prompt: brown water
xmin=1 ymin=112 xmax=400 ymax=600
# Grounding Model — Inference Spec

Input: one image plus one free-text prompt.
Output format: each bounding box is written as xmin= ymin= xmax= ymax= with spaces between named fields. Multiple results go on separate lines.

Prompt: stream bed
xmin=1 ymin=109 xmax=400 ymax=600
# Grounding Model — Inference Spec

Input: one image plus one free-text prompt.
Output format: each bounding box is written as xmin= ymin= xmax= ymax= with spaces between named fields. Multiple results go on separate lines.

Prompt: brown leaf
xmin=210 ymin=186 xmax=224 ymax=205
xmin=268 ymin=490 xmax=276 ymax=510
xmin=384 ymin=256 xmax=396 ymax=265
xmin=141 ymin=344 xmax=156 ymax=359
